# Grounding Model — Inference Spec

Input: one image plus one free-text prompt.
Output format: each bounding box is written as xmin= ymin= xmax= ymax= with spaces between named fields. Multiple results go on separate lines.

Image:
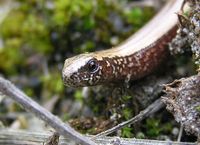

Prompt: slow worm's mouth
xmin=62 ymin=72 xmax=84 ymax=88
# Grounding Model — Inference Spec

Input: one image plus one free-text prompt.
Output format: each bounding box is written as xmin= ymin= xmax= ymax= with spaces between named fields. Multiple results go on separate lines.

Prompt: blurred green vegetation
xmin=145 ymin=118 xmax=173 ymax=138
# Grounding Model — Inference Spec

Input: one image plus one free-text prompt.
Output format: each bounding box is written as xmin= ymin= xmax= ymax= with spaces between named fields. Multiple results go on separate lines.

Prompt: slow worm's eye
xmin=87 ymin=59 xmax=99 ymax=73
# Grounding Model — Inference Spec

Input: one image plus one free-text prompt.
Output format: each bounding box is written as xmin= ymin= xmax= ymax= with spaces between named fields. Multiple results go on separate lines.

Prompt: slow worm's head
xmin=62 ymin=53 xmax=104 ymax=87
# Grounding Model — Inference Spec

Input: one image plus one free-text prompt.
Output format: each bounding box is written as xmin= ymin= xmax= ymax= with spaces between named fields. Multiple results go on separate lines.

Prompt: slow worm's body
xmin=62 ymin=0 xmax=183 ymax=87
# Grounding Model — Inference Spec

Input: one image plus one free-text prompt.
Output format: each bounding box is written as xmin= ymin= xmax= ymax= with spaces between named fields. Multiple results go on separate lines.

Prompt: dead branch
xmin=0 ymin=129 xmax=196 ymax=145
xmin=162 ymin=74 xmax=200 ymax=137
xmin=0 ymin=77 xmax=96 ymax=145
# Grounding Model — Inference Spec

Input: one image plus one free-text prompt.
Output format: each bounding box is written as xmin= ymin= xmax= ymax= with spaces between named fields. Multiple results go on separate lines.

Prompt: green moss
xmin=161 ymin=122 xmax=173 ymax=133
xmin=122 ymin=95 xmax=132 ymax=101
xmin=145 ymin=118 xmax=173 ymax=137
xmin=40 ymin=72 xmax=64 ymax=97
xmin=74 ymin=41 xmax=95 ymax=53
xmin=145 ymin=118 xmax=161 ymax=137
xmin=0 ymin=46 xmax=24 ymax=74
xmin=24 ymin=87 xmax=35 ymax=97
xmin=62 ymin=113 xmax=70 ymax=121
xmin=53 ymin=0 xmax=93 ymax=27
xmin=74 ymin=89 xmax=84 ymax=102
xmin=122 ymin=108 xmax=133 ymax=120
xmin=82 ymin=17 xmax=96 ymax=30
xmin=124 ymin=7 xmax=155 ymax=31
xmin=136 ymin=132 xmax=145 ymax=139
xmin=0 ymin=4 xmax=53 ymax=74
xmin=21 ymin=14 xmax=53 ymax=54
xmin=121 ymin=127 xmax=134 ymax=138
xmin=195 ymin=105 xmax=200 ymax=112
xmin=0 ymin=11 xmax=25 ymax=38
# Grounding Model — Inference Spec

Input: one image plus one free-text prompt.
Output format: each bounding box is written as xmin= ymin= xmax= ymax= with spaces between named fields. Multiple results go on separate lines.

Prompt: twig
xmin=93 ymin=98 xmax=164 ymax=138
xmin=0 ymin=77 xmax=96 ymax=145
xmin=177 ymin=125 xmax=183 ymax=142
xmin=0 ymin=129 xmax=196 ymax=145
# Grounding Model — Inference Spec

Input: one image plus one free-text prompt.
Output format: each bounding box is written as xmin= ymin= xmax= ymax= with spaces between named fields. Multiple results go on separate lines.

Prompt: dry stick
xmin=93 ymin=98 xmax=164 ymax=138
xmin=0 ymin=77 xmax=96 ymax=145
xmin=177 ymin=125 xmax=183 ymax=142
xmin=0 ymin=129 xmax=196 ymax=145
